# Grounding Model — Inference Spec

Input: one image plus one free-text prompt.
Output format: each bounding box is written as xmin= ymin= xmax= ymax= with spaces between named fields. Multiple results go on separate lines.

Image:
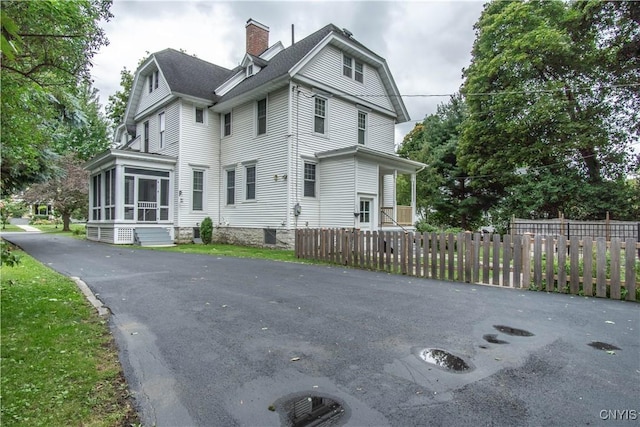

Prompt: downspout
xmin=176 ymin=101 xmax=182 ymax=234
xmin=286 ymin=81 xmax=293 ymax=230
xmin=217 ymin=109 xmax=222 ymax=226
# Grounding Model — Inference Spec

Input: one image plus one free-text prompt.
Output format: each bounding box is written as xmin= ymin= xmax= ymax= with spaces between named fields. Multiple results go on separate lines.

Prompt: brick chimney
xmin=246 ymin=18 xmax=269 ymax=56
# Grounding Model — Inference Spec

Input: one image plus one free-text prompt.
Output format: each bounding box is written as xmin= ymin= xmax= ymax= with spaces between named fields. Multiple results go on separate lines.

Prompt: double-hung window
xmin=192 ymin=170 xmax=204 ymax=211
xmin=158 ymin=112 xmax=165 ymax=148
xmin=223 ymin=112 xmax=231 ymax=137
xmin=314 ymin=97 xmax=326 ymax=134
xmin=143 ymin=121 xmax=149 ymax=152
xmin=343 ymin=54 xmax=364 ymax=83
xmin=343 ymin=55 xmax=352 ymax=78
xmin=358 ymin=111 xmax=367 ymax=145
xmin=257 ymin=98 xmax=267 ymax=135
xmin=195 ymin=107 xmax=204 ymax=124
xmin=355 ymin=61 xmax=364 ymax=83
xmin=245 ymin=165 xmax=256 ymax=200
xmin=149 ymin=70 xmax=159 ymax=92
xmin=226 ymin=169 xmax=235 ymax=205
xmin=304 ymin=163 xmax=316 ymax=197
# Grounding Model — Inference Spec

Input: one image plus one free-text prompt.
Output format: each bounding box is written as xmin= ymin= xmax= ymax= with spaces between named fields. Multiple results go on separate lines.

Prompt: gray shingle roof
xmin=216 ymin=24 xmax=341 ymax=103
xmin=153 ymin=49 xmax=233 ymax=101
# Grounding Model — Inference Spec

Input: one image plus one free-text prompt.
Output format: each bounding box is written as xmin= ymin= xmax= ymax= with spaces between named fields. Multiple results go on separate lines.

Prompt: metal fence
xmin=510 ymin=219 xmax=639 ymax=241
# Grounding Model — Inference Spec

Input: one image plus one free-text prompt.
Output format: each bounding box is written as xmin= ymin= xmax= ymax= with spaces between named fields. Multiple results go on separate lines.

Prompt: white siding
xmin=299 ymin=44 xmax=394 ymax=111
xmin=318 ymin=157 xmax=356 ymax=228
xmin=290 ymin=85 xmax=396 ymax=156
xmin=357 ymin=158 xmax=378 ymax=195
xmin=175 ymin=100 xmax=219 ymax=227
xmin=136 ymin=69 xmax=171 ymax=115
xmin=220 ymin=87 xmax=290 ymax=228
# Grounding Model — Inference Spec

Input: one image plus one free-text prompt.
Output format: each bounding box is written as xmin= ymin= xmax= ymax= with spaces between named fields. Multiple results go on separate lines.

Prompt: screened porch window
xmin=104 ymin=168 xmax=115 ymax=220
xmin=92 ymin=174 xmax=101 ymax=220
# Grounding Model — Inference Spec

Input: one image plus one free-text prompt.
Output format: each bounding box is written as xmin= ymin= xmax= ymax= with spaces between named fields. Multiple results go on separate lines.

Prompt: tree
xmin=0 ymin=0 xmax=112 ymax=196
xmin=459 ymin=0 xmax=638 ymax=221
xmin=398 ymin=95 xmax=495 ymax=229
xmin=23 ymin=155 xmax=89 ymax=232
xmin=105 ymin=67 xmax=134 ymax=127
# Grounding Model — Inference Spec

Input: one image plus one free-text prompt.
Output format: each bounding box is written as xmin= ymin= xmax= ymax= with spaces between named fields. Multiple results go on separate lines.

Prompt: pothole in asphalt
xmin=417 ymin=348 xmax=472 ymax=372
xmin=588 ymin=341 xmax=621 ymax=351
xmin=493 ymin=325 xmax=534 ymax=337
xmin=274 ymin=394 xmax=347 ymax=427
xmin=483 ymin=334 xmax=509 ymax=344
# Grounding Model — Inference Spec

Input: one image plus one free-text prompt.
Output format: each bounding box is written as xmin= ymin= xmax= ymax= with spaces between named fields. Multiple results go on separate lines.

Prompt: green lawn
xmin=1 ymin=250 xmax=138 ymax=426
xmin=0 ymin=224 xmax=24 ymax=232
xmin=151 ymin=242 xmax=300 ymax=262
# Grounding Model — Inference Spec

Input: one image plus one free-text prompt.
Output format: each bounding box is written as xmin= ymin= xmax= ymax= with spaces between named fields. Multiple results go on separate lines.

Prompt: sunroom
xmin=85 ymin=149 xmax=177 ymax=244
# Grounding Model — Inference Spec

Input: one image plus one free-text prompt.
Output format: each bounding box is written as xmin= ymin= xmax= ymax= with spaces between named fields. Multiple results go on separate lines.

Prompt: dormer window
xmin=247 ymin=64 xmax=254 ymax=77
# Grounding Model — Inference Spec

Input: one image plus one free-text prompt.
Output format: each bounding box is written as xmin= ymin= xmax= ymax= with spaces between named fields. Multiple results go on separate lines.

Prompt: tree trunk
xmin=62 ymin=213 xmax=71 ymax=232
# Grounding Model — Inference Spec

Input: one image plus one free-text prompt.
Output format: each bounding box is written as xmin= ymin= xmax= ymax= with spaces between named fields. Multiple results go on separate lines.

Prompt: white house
xmin=85 ymin=19 xmax=425 ymax=247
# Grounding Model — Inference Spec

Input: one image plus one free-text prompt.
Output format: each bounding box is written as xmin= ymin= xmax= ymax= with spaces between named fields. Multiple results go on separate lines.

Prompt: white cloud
xmin=91 ymin=0 xmax=485 ymax=145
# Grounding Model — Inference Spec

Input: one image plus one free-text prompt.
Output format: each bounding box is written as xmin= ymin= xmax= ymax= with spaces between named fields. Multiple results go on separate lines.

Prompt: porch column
xmin=115 ymin=164 xmax=124 ymax=220
xmin=411 ymin=173 xmax=417 ymax=224
xmin=392 ymin=170 xmax=397 ymax=224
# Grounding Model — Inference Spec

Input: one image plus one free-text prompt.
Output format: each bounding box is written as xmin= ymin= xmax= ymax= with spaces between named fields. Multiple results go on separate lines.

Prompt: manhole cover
xmin=418 ymin=348 xmax=472 ymax=372
xmin=274 ymin=394 xmax=346 ymax=427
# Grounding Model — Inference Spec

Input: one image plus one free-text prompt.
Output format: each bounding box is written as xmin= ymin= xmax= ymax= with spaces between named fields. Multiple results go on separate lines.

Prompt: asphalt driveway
xmin=3 ymin=233 xmax=639 ymax=426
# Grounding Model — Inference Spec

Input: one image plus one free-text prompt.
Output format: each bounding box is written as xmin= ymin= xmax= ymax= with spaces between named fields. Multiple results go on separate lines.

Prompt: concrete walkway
xmin=15 ymin=224 xmax=41 ymax=232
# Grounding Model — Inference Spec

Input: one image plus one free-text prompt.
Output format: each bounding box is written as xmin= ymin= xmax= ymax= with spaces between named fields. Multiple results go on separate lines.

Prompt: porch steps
xmin=134 ymin=227 xmax=174 ymax=247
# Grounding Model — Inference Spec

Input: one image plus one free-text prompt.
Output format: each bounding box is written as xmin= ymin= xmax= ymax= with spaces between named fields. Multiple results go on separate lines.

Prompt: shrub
xmin=200 ymin=217 xmax=213 ymax=244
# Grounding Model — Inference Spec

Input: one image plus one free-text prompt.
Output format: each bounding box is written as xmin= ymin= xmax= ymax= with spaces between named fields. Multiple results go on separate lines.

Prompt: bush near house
xmin=200 ymin=217 xmax=213 ymax=244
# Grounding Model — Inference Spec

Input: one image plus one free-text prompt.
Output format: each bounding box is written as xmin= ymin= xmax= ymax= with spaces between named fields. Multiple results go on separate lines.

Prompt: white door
xmin=358 ymin=197 xmax=373 ymax=231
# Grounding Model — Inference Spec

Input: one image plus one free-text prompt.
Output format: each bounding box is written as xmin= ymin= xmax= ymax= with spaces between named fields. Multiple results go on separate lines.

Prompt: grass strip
xmin=1 ymin=250 xmax=138 ymax=427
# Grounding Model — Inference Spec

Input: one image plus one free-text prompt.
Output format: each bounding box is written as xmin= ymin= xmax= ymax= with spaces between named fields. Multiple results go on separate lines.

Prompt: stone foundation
xmin=175 ymin=226 xmax=294 ymax=249
xmin=175 ymin=227 xmax=194 ymax=244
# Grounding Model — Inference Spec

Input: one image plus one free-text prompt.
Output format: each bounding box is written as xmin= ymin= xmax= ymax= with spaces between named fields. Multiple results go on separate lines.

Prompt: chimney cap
xmin=246 ymin=18 xmax=269 ymax=31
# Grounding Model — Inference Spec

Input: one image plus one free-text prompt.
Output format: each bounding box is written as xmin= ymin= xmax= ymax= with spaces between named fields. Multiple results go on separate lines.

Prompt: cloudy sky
xmin=91 ymin=0 xmax=486 ymax=143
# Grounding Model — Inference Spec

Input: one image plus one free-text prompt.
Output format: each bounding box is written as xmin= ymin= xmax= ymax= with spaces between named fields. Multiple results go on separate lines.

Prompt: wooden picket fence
xmin=295 ymin=229 xmax=639 ymax=301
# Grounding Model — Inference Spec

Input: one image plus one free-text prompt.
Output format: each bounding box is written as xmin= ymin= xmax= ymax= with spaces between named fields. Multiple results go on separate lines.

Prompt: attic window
xmin=343 ymin=54 xmax=364 ymax=83
xmin=247 ymin=64 xmax=254 ymax=77
xmin=148 ymin=70 xmax=159 ymax=93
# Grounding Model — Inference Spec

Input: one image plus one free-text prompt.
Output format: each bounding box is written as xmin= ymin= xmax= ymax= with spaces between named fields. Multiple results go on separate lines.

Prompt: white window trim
xmin=244 ymin=163 xmax=257 ymax=202
xmin=195 ymin=106 xmax=206 ymax=125
xmin=222 ymin=111 xmax=232 ymax=138
xmin=358 ymin=111 xmax=367 ymax=145
xmin=343 ymin=54 xmax=352 ymax=78
xmin=192 ymin=169 xmax=205 ymax=212
xmin=158 ymin=111 xmax=166 ymax=149
xmin=343 ymin=54 xmax=364 ymax=84
xmin=225 ymin=168 xmax=236 ymax=206
xmin=256 ymin=97 xmax=267 ymax=136
xmin=303 ymin=161 xmax=317 ymax=198
xmin=313 ymin=96 xmax=328 ymax=136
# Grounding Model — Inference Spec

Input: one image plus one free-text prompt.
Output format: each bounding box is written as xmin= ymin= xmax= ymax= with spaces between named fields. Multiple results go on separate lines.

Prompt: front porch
xmin=380 ymin=205 xmax=413 ymax=227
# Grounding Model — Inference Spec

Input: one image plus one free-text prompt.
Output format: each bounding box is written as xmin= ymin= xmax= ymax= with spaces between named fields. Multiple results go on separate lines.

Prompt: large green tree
xmin=399 ymin=95 xmax=496 ymax=229
xmin=0 ymin=0 xmax=112 ymax=196
xmin=459 ymin=0 xmax=639 ymax=221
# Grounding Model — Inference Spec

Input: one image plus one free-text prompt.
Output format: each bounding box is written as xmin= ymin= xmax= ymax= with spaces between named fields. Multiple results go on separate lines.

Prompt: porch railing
xmin=380 ymin=206 xmax=413 ymax=227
